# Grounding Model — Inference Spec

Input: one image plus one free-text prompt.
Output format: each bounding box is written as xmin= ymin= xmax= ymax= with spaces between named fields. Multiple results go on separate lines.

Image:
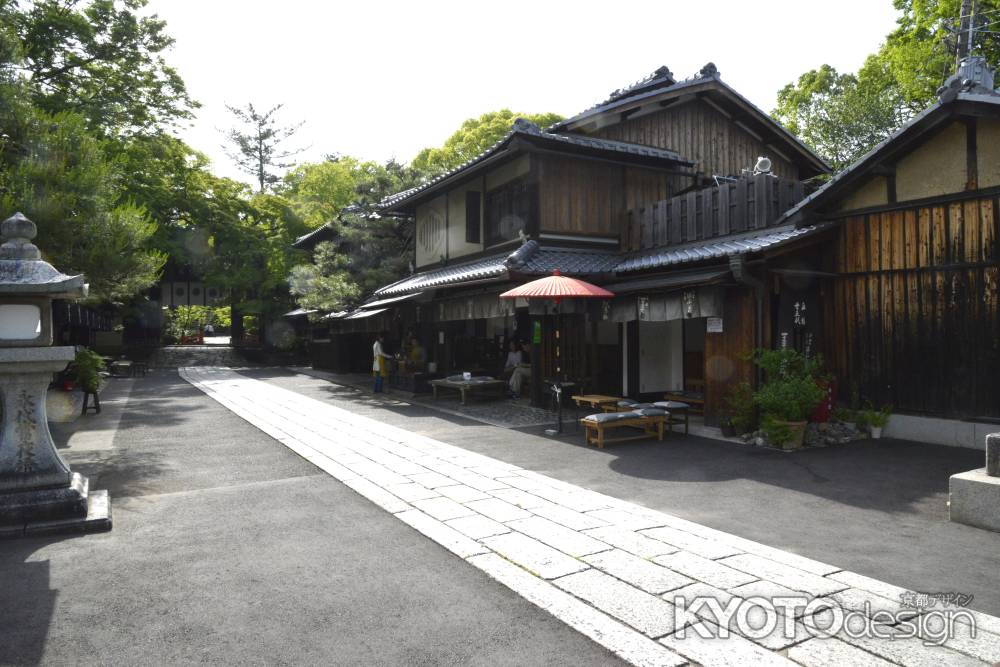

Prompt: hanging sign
xmin=637 ymin=296 xmax=649 ymax=321
xmin=532 ymin=320 xmax=542 ymax=344
xmin=707 ymin=317 xmax=724 ymax=333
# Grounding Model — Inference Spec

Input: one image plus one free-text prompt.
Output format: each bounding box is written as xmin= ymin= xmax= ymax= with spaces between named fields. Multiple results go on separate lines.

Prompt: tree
xmin=287 ymin=241 xmax=359 ymax=313
xmin=0 ymin=81 xmax=165 ymax=300
xmin=412 ymin=109 xmax=563 ymax=175
xmin=223 ymin=103 xmax=305 ymax=192
xmin=286 ymin=158 xmax=423 ymax=313
xmin=772 ymin=64 xmax=907 ymax=171
xmin=772 ymin=0 xmax=1000 ymax=170
xmin=6 ymin=0 xmax=196 ymax=137
xmin=280 ymin=157 xmax=360 ymax=229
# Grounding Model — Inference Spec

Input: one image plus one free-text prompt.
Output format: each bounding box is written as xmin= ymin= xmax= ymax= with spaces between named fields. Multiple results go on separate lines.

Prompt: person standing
xmin=372 ymin=333 xmax=390 ymax=393
xmin=508 ymin=341 xmax=531 ymax=399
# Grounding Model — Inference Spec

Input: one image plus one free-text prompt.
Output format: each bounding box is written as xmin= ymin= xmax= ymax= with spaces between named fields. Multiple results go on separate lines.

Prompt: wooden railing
xmin=623 ymin=174 xmax=806 ymax=252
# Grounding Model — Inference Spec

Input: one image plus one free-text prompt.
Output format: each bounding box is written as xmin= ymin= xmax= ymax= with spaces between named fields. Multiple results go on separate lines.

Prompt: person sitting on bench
xmin=500 ymin=340 xmax=522 ymax=382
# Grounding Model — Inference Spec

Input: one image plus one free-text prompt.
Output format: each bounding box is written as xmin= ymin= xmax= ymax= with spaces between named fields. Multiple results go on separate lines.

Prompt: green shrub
xmin=752 ymin=348 xmax=825 ymax=423
xmin=724 ymin=381 xmax=757 ymax=434
xmin=73 ymin=348 xmax=105 ymax=392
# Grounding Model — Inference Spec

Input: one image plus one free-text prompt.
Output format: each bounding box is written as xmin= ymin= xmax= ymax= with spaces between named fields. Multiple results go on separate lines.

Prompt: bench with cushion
xmin=580 ymin=407 xmax=669 ymax=448
xmin=654 ymin=401 xmax=690 ymax=434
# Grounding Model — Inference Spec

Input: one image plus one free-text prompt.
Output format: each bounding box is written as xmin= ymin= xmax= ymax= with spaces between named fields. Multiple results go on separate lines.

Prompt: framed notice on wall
xmin=706 ymin=317 xmax=723 ymax=333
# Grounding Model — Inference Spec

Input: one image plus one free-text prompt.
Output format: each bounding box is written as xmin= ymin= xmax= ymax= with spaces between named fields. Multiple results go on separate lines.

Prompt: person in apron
xmin=373 ymin=333 xmax=389 ymax=392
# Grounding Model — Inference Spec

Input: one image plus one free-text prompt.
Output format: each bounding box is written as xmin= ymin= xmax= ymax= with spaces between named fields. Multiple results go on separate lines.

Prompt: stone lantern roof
xmin=0 ymin=212 xmax=87 ymax=298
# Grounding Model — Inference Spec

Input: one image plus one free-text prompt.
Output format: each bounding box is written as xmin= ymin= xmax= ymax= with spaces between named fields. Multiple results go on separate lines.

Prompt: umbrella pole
xmin=556 ymin=304 xmax=563 ymax=434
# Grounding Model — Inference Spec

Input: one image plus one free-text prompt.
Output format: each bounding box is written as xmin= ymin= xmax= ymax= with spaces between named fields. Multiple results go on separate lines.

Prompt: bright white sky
xmin=146 ymin=0 xmax=901 ymax=184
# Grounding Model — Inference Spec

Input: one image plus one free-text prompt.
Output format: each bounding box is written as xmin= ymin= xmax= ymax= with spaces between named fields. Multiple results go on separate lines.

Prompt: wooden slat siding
xmin=641 ymin=206 xmax=653 ymax=249
xmin=686 ymin=190 xmax=698 ymax=240
xmin=623 ymin=174 xmax=806 ymax=251
xmin=537 ymin=155 xmax=622 ymax=236
xmin=827 ymin=195 xmax=1000 ymax=418
xmin=592 ymin=99 xmax=799 ymax=180
xmin=733 ymin=178 xmax=747 ymax=232
xmin=703 ymin=288 xmax=756 ymax=423
xmin=679 ymin=196 xmax=688 ymax=242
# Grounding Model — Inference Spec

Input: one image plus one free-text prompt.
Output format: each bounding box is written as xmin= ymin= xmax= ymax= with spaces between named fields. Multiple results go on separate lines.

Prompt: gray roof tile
xmin=614 ymin=224 xmax=832 ymax=274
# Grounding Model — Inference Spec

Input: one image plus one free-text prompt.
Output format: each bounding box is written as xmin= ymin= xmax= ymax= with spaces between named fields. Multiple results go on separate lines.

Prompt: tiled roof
xmin=614 ymin=224 xmax=832 ymax=274
xmin=378 ymin=119 xmax=692 ymax=211
xmin=373 ymin=253 xmax=510 ymax=297
xmin=506 ymin=240 xmax=618 ymax=275
xmin=373 ymin=241 xmax=623 ymax=297
xmin=292 ymin=222 xmax=337 ymax=249
xmin=370 ymin=225 xmax=833 ymax=298
xmin=601 ymin=66 xmax=676 ymax=106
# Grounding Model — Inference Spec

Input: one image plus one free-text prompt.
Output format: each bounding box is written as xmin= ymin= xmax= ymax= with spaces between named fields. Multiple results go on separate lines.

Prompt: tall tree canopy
xmin=224 ymin=102 xmax=305 ymax=192
xmin=5 ymin=0 xmax=196 ymax=137
xmin=773 ymin=0 xmax=1000 ymax=171
xmin=0 ymin=0 xmax=176 ymax=300
xmin=412 ymin=109 xmax=563 ymax=175
xmin=287 ymin=158 xmax=422 ymax=313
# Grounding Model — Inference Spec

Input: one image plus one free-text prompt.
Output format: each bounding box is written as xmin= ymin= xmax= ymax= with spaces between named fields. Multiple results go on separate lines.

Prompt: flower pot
xmin=870 ymin=426 xmax=882 ymax=439
xmin=772 ymin=419 xmax=808 ymax=449
xmin=720 ymin=422 xmax=737 ymax=438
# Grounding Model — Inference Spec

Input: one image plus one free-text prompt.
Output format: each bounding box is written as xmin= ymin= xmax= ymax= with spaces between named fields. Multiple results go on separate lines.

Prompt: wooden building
xmin=776 ymin=58 xmax=1000 ymax=435
xmin=317 ymin=63 xmax=833 ymax=417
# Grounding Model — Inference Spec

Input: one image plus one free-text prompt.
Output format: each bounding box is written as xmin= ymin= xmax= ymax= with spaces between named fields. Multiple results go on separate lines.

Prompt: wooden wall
xmin=623 ymin=174 xmax=805 ymax=252
xmin=822 ymin=195 xmax=1000 ymax=418
xmin=704 ymin=288 xmax=757 ymax=423
xmin=536 ymin=155 xmax=682 ymax=237
xmin=593 ymin=100 xmax=798 ymax=180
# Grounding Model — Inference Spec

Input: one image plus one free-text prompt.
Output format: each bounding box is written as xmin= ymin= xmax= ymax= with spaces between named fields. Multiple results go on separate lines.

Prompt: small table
xmin=571 ymin=394 xmax=622 ymax=411
xmin=430 ymin=377 xmax=507 ymax=405
xmin=109 ymin=360 xmax=133 ymax=378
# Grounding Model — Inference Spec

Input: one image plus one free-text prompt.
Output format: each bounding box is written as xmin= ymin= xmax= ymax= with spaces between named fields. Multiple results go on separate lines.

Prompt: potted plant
xmin=857 ymin=405 xmax=891 ymax=439
xmin=753 ymin=349 xmax=825 ymax=449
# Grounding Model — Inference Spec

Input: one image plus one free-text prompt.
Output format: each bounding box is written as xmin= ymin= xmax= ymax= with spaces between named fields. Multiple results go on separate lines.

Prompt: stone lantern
xmin=0 ymin=212 xmax=111 ymax=536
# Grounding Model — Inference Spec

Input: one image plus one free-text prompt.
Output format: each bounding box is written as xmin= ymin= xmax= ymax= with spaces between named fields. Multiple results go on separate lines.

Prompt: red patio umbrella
xmin=499 ymin=269 xmax=614 ymax=301
xmin=500 ymin=270 xmax=614 ymax=433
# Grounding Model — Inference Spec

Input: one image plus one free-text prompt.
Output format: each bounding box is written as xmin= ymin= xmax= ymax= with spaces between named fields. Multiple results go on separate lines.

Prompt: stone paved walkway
xmin=181 ymin=367 xmax=1000 ymax=667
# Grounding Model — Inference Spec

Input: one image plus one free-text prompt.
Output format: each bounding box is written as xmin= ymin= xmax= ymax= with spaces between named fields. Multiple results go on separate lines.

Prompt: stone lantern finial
xmin=1 ymin=212 xmax=41 ymax=261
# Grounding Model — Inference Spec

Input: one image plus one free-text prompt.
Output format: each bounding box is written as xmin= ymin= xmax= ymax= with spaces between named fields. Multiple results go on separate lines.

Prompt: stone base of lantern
xmin=0 ymin=472 xmax=112 ymax=539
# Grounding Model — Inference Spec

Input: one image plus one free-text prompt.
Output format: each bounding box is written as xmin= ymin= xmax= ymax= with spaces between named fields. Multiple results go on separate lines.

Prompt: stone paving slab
xmin=181 ymin=368 xmax=1000 ymax=667
xmin=482 ymin=532 xmax=589 ymax=580
xmin=660 ymin=623 xmax=799 ymax=666
xmin=583 ymin=549 xmax=694 ymax=595
xmin=554 ymin=569 xmax=685 ymax=638
xmin=583 ymin=526 xmax=680 ymax=559
xmin=508 ymin=516 xmax=613 ymax=558
xmin=652 ymin=551 xmax=759 ymax=590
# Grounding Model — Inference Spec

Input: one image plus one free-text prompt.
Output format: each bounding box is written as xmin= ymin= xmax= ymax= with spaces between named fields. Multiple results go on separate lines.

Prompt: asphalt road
xmin=244 ymin=367 xmax=1000 ymax=619
xmin=0 ymin=372 xmax=623 ymax=666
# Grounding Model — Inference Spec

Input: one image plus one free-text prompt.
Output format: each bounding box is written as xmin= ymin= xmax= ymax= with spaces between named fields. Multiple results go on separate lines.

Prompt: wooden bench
xmin=663 ymin=391 xmax=704 ymax=415
xmin=580 ymin=410 xmax=667 ymax=448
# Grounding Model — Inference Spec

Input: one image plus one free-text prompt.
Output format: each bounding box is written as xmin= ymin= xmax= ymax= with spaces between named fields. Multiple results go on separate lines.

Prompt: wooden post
xmin=957 ymin=0 xmax=974 ymax=66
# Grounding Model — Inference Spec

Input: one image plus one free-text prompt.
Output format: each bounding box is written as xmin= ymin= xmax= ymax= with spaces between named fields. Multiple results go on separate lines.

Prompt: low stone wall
xmin=884 ymin=414 xmax=998 ymax=450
